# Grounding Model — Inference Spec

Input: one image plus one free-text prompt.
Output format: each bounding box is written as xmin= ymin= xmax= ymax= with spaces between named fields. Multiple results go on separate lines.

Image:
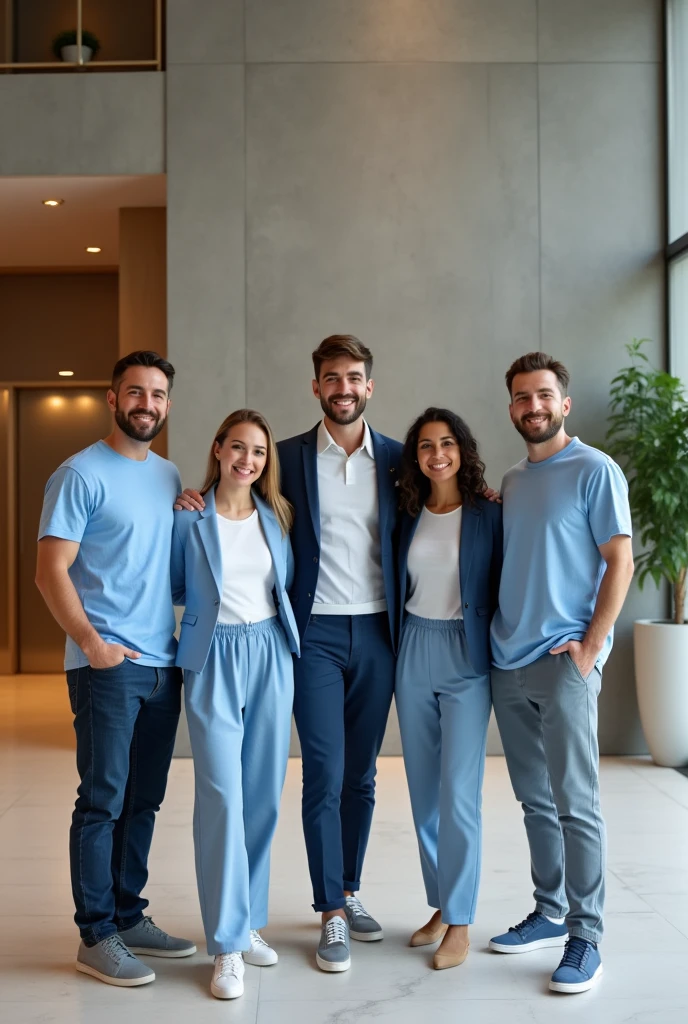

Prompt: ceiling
xmin=0 ymin=175 xmax=166 ymax=270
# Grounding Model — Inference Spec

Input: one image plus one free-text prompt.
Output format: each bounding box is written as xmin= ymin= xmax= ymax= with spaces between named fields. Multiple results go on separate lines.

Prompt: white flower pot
xmin=634 ymin=619 xmax=688 ymax=767
xmin=60 ymin=45 xmax=93 ymax=63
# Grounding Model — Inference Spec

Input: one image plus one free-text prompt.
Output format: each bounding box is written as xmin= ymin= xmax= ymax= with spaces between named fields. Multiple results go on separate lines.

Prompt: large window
xmin=668 ymin=0 xmax=688 ymax=378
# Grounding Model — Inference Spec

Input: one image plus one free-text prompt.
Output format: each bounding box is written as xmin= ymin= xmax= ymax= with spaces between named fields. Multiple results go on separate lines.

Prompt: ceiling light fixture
xmin=85 ymin=246 xmax=102 ymax=253
xmin=42 ymin=198 xmax=64 ymax=207
xmin=58 ymin=370 xmax=74 ymax=377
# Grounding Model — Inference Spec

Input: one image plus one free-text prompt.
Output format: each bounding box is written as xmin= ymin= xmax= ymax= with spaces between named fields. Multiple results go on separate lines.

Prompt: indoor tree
xmin=607 ymin=339 xmax=688 ymax=624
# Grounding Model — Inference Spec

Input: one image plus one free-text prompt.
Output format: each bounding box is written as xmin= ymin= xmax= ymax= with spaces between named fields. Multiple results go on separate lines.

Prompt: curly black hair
xmin=399 ymin=407 xmax=487 ymax=517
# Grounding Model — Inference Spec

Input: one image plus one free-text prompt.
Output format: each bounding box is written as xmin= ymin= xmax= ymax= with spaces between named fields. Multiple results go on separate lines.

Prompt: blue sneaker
xmin=489 ymin=911 xmax=568 ymax=953
xmin=549 ymin=937 xmax=602 ymax=993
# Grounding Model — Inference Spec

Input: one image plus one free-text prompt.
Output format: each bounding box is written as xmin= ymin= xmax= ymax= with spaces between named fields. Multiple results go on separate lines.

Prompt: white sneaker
xmin=243 ymin=930 xmax=278 ymax=966
xmin=211 ymin=952 xmax=245 ymax=999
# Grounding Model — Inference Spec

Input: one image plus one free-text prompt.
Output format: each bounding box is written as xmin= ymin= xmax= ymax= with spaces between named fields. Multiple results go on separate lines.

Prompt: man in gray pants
xmin=489 ymin=352 xmax=634 ymax=994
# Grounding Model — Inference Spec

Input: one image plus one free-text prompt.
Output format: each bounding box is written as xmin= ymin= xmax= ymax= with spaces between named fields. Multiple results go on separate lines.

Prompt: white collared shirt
xmin=313 ymin=419 xmax=387 ymax=615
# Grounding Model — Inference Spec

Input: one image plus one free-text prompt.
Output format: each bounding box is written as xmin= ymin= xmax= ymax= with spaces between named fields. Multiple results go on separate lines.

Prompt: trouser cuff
xmin=82 ymin=925 xmax=118 ymax=948
xmin=568 ymin=928 xmax=602 ymax=944
xmin=535 ymin=900 xmax=568 ymax=919
xmin=342 ymin=880 xmax=360 ymax=893
xmin=313 ymin=898 xmax=346 ymax=913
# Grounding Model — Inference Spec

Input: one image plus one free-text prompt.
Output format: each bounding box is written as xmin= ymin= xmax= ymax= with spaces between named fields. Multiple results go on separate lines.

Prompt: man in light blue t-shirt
xmin=36 ymin=351 xmax=195 ymax=987
xmin=488 ymin=352 xmax=634 ymax=996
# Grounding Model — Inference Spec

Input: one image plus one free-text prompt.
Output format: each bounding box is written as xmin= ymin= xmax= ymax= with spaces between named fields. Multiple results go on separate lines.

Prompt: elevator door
xmin=18 ymin=388 xmax=112 ymax=673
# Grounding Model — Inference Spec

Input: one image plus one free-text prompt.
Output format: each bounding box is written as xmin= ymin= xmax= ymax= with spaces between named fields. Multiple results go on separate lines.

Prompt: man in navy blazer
xmin=277 ymin=335 xmax=401 ymax=973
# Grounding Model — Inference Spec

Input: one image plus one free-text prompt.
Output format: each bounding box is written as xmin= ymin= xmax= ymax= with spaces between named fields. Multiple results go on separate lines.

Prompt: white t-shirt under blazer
xmin=406 ymin=505 xmax=463 ymax=620
xmin=216 ymin=509 xmax=277 ymax=625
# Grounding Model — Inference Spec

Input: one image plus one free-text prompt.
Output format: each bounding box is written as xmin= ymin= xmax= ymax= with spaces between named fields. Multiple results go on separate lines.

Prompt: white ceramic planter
xmin=634 ymin=619 xmax=688 ymax=767
xmin=60 ymin=45 xmax=93 ymax=63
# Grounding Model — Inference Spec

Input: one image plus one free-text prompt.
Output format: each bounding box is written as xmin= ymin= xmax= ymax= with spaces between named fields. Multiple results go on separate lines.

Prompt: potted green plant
xmin=52 ymin=29 xmax=101 ymax=64
xmin=606 ymin=338 xmax=688 ymax=766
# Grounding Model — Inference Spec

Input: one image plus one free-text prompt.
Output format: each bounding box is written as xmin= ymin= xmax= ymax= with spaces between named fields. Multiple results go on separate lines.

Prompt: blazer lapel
xmin=196 ymin=487 xmax=223 ymax=597
xmin=253 ymin=491 xmax=283 ymax=585
xmin=459 ymin=502 xmax=482 ymax=599
xmin=399 ymin=511 xmax=421 ymax=609
xmin=301 ymin=424 xmax=321 ymax=545
xmin=371 ymin=429 xmax=393 ymax=539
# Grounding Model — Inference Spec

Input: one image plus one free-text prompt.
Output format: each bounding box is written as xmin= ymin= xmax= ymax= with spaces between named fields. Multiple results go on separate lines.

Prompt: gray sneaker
xmin=316 ymin=915 xmax=351 ymax=973
xmin=344 ymin=895 xmax=384 ymax=941
xmin=119 ymin=916 xmax=196 ymax=958
xmin=76 ymin=934 xmax=156 ymax=987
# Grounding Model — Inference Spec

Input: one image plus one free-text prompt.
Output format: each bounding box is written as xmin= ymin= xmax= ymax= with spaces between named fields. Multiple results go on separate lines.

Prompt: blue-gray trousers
xmin=184 ymin=619 xmax=294 ymax=954
xmin=396 ymin=616 xmax=491 ymax=924
xmin=491 ymin=652 xmax=606 ymax=944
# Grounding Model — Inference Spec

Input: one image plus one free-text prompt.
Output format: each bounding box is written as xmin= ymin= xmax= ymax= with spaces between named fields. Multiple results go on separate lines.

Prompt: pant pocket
xmin=564 ymin=652 xmax=602 ymax=690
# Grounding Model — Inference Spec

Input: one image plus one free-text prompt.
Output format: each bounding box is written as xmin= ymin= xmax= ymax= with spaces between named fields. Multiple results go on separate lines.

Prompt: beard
xmin=514 ymin=409 xmax=564 ymax=445
xmin=115 ymin=404 xmax=166 ymax=443
xmin=319 ymin=392 xmax=367 ymax=426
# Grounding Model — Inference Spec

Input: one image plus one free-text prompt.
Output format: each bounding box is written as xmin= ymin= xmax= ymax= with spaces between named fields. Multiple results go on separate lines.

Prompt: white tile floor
xmin=2 ymin=674 xmax=688 ymax=1023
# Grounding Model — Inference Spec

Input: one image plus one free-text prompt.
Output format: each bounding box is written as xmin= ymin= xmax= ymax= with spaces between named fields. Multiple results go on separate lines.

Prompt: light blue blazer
xmin=171 ymin=486 xmax=300 ymax=673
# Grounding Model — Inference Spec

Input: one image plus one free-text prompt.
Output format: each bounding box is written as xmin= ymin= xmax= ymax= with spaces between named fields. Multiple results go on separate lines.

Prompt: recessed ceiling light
xmin=58 ymin=370 xmax=74 ymax=377
xmin=42 ymin=198 xmax=64 ymax=207
xmin=85 ymin=246 xmax=102 ymax=253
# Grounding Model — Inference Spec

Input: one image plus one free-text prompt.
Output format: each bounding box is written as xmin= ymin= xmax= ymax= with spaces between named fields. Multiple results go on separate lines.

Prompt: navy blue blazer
xmin=397 ymin=496 xmax=503 ymax=675
xmin=277 ymin=423 xmax=403 ymax=648
xmin=170 ymin=486 xmax=300 ymax=673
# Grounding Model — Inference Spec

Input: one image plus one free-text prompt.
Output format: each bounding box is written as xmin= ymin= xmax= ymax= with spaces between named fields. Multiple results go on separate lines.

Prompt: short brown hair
xmin=312 ymin=334 xmax=373 ymax=381
xmin=505 ymin=352 xmax=570 ymax=398
xmin=111 ymin=350 xmax=175 ymax=393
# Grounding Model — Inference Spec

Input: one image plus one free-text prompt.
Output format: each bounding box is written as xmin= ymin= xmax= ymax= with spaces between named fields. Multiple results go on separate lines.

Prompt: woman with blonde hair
xmin=171 ymin=409 xmax=299 ymax=1000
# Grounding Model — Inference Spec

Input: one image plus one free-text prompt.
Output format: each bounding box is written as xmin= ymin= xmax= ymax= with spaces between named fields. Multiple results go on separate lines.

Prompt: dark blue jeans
xmin=293 ymin=613 xmax=396 ymax=912
xmin=66 ymin=660 xmax=181 ymax=946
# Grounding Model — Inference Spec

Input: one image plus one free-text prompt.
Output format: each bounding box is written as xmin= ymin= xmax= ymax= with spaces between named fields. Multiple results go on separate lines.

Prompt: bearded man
xmin=36 ymin=350 xmax=195 ymax=987
xmin=488 ymin=352 xmax=634 ymax=995
xmin=276 ymin=335 xmax=402 ymax=972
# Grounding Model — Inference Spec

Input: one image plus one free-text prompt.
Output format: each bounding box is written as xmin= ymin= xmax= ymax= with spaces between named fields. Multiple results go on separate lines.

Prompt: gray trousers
xmin=491 ymin=652 xmax=605 ymax=944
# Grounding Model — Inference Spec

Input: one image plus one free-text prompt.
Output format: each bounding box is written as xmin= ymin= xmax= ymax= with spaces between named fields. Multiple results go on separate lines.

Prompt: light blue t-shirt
xmin=39 ymin=440 xmax=182 ymax=670
xmin=490 ymin=437 xmax=632 ymax=671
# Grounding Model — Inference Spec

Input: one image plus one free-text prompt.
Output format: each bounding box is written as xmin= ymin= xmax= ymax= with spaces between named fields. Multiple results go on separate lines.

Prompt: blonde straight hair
xmin=199 ymin=409 xmax=293 ymax=536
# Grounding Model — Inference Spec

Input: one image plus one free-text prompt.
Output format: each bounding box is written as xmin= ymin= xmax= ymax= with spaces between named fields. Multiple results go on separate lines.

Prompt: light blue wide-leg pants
xmin=184 ymin=619 xmax=294 ymax=954
xmin=396 ymin=615 xmax=491 ymax=925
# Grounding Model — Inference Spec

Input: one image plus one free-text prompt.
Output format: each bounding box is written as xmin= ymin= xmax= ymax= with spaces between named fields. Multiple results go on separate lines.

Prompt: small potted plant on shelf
xmin=52 ymin=29 xmax=101 ymax=64
xmin=607 ymin=338 xmax=688 ymax=766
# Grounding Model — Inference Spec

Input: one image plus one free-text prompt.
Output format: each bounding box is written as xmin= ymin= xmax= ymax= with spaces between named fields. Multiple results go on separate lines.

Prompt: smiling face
xmin=416 ymin=421 xmax=461 ymax=483
xmin=509 ymin=369 xmax=571 ymax=445
xmin=312 ymin=356 xmax=374 ymax=426
xmin=108 ymin=366 xmax=171 ymax=443
xmin=214 ymin=422 xmax=268 ymax=489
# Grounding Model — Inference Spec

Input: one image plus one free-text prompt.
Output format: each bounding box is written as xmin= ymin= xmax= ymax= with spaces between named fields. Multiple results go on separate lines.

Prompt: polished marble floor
xmin=2 ymin=673 xmax=688 ymax=1023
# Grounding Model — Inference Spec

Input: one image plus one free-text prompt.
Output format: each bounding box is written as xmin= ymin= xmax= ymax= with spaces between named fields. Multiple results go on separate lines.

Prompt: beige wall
xmin=0 ymin=273 xmax=118 ymax=381
xmin=118 ymin=208 xmax=166 ymax=358
xmin=0 ymin=389 xmax=10 ymax=671
xmin=118 ymin=207 xmax=167 ymax=456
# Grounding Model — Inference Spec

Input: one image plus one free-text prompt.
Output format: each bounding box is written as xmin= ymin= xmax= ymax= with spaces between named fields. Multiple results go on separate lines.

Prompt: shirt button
xmin=307 ymin=592 xmax=312 ymax=598
xmin=214 ymin=600 xmax=220 ymax=606
xmin=464 ymin=602 xmax=469 ymax=608
xmin=313 ymin=556 xmax=318 ymax=563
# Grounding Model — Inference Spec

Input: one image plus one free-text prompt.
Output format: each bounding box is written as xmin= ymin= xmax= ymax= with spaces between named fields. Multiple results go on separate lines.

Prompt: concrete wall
xmin=0 ymin=73 xmax=164 ymax=176
xmin=166 ymin=0 xmax=665 ymax=756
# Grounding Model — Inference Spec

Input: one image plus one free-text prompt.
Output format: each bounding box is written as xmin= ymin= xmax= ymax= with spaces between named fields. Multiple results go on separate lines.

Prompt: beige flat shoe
xmin=409 ymin=922 xmax=448 ymax=947
xmin=433 ymin=941 xmax=470 ymax=970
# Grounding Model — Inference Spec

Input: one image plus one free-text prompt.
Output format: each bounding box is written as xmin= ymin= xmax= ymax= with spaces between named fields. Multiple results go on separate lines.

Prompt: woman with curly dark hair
xmin=396 ymin=408 xmax=502 ymax=970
